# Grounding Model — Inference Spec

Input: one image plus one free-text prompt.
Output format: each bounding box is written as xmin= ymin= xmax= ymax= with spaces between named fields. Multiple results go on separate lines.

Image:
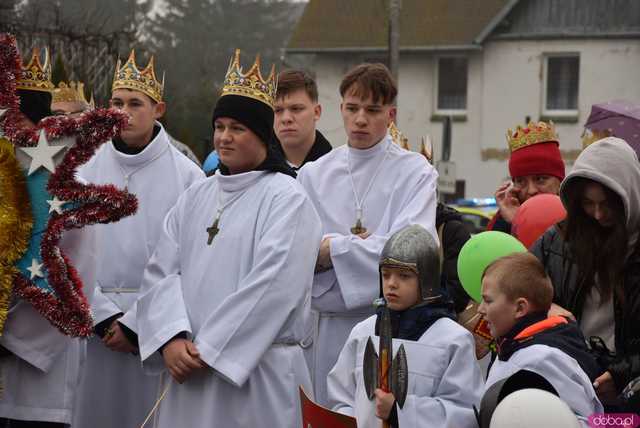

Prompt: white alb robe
xmin=328 ymin=316 xmax=483 ymax=428
xmin=73 ymin=123 xmax=204 ymax=428
xmin=0 ymin=228 xmax=94 ymax=425
xmin=136 ymin=170 xmax=322 ymax=428
xmin=486 ymin=344 xmax=604 ymax=427
xmin=297 ymin=134 xmax=438 ymax=404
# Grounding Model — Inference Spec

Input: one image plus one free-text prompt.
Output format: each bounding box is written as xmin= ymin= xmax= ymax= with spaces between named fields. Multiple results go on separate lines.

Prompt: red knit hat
xmin=509 ymin=141 xmax=565 ymax=180
xmin=507 ymin=122 xmax=565 ymax=180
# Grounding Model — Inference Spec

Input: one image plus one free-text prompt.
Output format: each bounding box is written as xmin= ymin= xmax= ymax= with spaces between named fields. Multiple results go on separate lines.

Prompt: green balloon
xmin=457 ymin=231 xmax=527 ymax=303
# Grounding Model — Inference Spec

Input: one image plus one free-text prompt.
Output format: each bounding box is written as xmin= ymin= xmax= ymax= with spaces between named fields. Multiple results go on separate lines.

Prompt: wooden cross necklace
xmin=206 ymin=188 xmax=247 ymax=245
xmin=346 ymin=141 xmax=390 ymax=234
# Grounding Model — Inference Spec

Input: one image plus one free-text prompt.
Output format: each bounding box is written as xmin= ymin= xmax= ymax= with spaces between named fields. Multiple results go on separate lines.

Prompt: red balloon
xmin=512 ymin=194 xmax=567 ymax=249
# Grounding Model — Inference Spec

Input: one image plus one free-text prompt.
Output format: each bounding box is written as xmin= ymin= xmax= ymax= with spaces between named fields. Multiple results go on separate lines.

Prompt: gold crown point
xmin=267 ymin=64 xmax=276 ymax=83
xmin=112 ymin=49 xmax=164 ymax=102
xmin=228 ymin=49 xmax=241 ymax=72
xmin=420 ymin=136 xmax=434 ymax=164
xmin=16 ymin=47 xmax=54 ymax=92
xmin=220 ymin=49 xmax=277 ymax=108
xmin=388 ymin=121 xmax=409 ymax=149
xmin=123 ymin=49 xmax=137 ymax=68
xmin=505 ymin=128 xmax=514 ymax=143
xmin=25 ymin=47 xmax=43 ymax=70
xmin=507 ymin=120 xmax=560 ymax=153
xmin=143 ymin=55 xmax=157 ymax=79
xmin=52 ymin=81 xmax=91 ymax=105
xmin=116 ymin=49 xmax=138 ymax=73
xmin=581 ymin=128 xmax=612 ymax=149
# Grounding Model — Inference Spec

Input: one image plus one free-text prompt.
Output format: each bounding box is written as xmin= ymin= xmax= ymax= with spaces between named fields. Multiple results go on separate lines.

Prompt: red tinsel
xmin=0 ymin=34 xmax=21 ymax=114
xmin=1 ymin=33 xmax=138 ymax=337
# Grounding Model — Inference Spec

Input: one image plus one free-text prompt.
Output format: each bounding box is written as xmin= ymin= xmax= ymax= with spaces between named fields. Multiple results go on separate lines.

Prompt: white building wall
xmin=303 ymin=38 xmax=640 ymax=198
xmin=313 ymin=55 xmax=349 ymax=145
xmin=479 ymin=38 xmax=640 ymax=197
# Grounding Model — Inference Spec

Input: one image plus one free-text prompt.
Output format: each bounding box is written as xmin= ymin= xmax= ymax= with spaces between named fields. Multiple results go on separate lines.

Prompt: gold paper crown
xmin=52 ymin=81 xmax=94 ymax=107
xmin=389 ymin=122 xmax=410 ymax=149
xmin=220 ymin=49 xmax=277 ymax=108
xmin=581 ymin=128 xmax=612 ymax=149
xmin=419 ymin=136 xmax=434 ymax=164
xmin=112 ymin=50 xmax=164 ymax=102
xmin=506 ymin=121 xmax=559 ymax=152
xmin=16 ymin=47 xmax=54 ymax=92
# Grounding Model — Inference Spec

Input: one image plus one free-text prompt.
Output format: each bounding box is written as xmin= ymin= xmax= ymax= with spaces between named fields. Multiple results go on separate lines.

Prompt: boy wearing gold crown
xmin=488 ymin=121 xmax=565 ymax=233
xmin=72 ymin=51 xmax=203 ymax=428
xmin=51 ymin=81 xmax=93 ymax=117
xmin=0 ymin=46 xmax=88 ymax=428
xmin=135 ymin=49 xmax=321 ymax=428
xmin=296 ymin=63 xmax=438 ymax=405
xmin=11 ymin=48 xmax=54 ymax=130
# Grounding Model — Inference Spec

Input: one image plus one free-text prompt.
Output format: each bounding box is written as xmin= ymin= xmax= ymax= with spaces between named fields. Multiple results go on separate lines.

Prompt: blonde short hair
xmin=482 ymin=252 xmax=554 ymax=312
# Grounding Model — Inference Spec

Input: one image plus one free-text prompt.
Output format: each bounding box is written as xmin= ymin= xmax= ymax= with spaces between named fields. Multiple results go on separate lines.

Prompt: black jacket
xmin=531 ymin=226 xmax=640 ymax=392
xmin=486 ymin=210 xmax=512 ymax=234
xmin=275 ymin=130 xmax=332 ymax=170
xmin=436 ymin=203 xmax=472 ymax=313
xmin=496 ymin=312 xmax=602 ymax=382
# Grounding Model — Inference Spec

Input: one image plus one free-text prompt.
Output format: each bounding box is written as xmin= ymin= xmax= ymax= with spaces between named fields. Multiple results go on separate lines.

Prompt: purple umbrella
xmin=584 ymin=100 xmax=640 ymax=158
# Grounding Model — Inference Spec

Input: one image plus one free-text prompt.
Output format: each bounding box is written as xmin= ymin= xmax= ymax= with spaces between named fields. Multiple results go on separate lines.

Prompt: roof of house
xmin=287 ymin=0 xmax=640 ymax=53
xmin=286 ymin=0 xmax=515 ymax=52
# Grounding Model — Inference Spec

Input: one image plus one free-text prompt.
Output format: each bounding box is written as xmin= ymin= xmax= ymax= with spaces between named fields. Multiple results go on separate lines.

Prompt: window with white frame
xmin=544 ymin=55 xmax=580 ymax=115
xmin=436 ymin=57 xmax=468 ymax=113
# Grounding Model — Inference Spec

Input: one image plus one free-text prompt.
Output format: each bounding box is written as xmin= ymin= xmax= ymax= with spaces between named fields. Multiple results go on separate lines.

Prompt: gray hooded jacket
xmin=560 ymin=137 xmax=640 ymax=251
xmin=531 ymin=137 xmax=640 ymax=391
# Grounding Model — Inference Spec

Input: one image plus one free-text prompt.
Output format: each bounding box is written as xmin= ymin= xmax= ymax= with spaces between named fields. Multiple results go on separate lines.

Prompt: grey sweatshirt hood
xmin=560 ymin=137 xmax=640 ymax=249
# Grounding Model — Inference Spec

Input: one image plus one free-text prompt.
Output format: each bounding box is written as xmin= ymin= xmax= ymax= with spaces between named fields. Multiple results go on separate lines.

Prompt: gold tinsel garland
xmin=0 ymin=137 xmax=33 ymax=334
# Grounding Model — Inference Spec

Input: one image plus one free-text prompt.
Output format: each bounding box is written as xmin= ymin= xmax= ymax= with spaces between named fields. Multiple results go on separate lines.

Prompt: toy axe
xmin=363 ymin=300 xmax=408 ymax=427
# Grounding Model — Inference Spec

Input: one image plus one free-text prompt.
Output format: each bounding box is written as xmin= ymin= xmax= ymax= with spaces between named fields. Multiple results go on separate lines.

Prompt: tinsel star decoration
xmin=0 ymin=33 xmax=138 ymax=337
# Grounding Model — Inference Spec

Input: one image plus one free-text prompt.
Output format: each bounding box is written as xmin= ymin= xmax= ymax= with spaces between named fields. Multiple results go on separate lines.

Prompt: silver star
xmin=17 ymin=129 xmax=67 ymax=175
xmin=26 ymin=258 xmax=44 ymax=280
xmin=47 ymin=196 xmax=66 ymax=214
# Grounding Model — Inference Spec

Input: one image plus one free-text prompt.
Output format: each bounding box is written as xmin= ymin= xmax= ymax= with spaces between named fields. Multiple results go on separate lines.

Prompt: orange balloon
xmin=512 ymin=194 xmax=567 ymax=249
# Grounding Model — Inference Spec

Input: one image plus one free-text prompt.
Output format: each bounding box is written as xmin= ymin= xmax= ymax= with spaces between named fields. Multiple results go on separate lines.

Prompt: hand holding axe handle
xmin=363 ymin=299 xmax=408 ymax=427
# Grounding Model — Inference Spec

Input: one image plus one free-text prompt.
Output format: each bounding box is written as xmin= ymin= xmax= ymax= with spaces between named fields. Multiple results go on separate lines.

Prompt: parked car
xmin=451 ymin=198 xmax=497 ymax=235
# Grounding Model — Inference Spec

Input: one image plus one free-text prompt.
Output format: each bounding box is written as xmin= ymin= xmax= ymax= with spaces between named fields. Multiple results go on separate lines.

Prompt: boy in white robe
xmin=298 ymin=62 xmax=438 ymax=405
xmin=478 ymin=252 xmax=604 ymax=426
xmin=328 ymin=225 xmax=483 ymax=428
xmin=0 ymin=45 xmax=92 ymax=428
xmin=73 ymin=51 xmax=204 ymax=428
xmin=135 ymin=50 xmax=322 ymax=428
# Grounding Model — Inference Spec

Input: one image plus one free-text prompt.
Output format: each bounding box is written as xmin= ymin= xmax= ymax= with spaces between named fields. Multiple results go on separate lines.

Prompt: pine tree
xmin=146 ymin=0 xmax=305 ymax=158
xmin=51 ymin=52 xmax=70 ymax=85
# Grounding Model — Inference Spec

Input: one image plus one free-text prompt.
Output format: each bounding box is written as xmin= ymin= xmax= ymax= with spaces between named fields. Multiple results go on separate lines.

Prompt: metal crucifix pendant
xmin=206 ymin=218 xmax=220 ymax=245
xmin=350 ymin=218 xmax=367 ymax=235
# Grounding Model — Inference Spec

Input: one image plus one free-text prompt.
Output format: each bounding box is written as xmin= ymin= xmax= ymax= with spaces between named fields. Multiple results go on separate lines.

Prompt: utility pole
xmin=388 ymin=0 xmax=401 ymax=84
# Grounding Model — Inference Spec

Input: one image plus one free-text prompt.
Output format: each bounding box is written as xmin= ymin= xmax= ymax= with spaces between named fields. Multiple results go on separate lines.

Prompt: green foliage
xmin=146 ymin=0 xmax=305 ymax=160
xmin=51 ymin=52 xmax=69 ymax=85
xmin=12 ymin=0 xmax=152 ymax=37
xmin=6 ymin=0 xmax=305 ymax=161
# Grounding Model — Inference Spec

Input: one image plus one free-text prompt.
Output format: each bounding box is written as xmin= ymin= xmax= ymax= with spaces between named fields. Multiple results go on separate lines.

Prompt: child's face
xmin=381 ymin=266 xmax=420 ymax=311
xmin=478 ymin=272 xmax=522 ymax=338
